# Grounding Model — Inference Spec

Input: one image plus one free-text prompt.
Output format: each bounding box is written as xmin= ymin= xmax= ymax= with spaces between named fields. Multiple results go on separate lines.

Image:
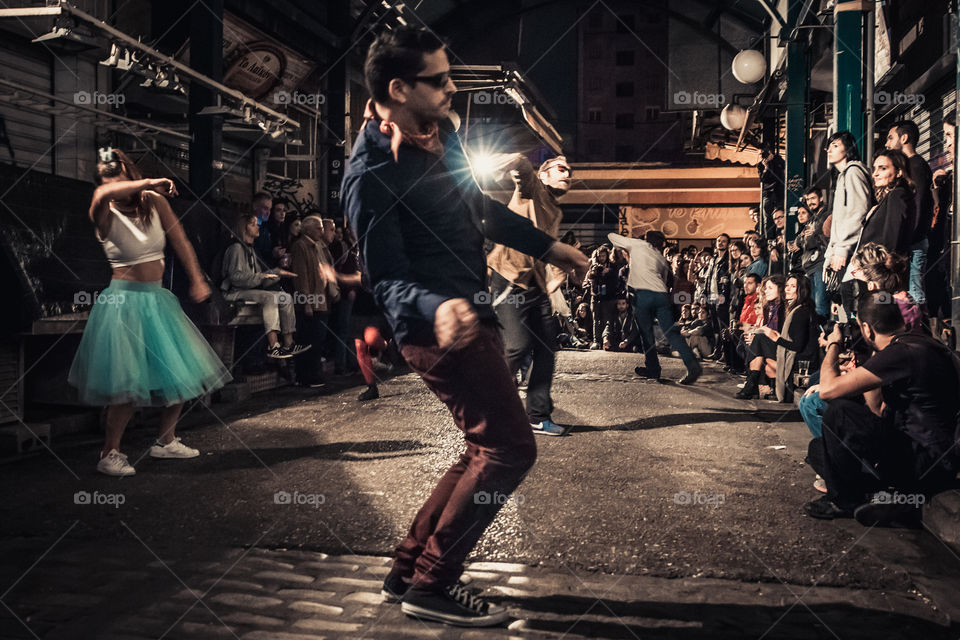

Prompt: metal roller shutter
xmin=0 ymin=39 xmax=53 ymax=173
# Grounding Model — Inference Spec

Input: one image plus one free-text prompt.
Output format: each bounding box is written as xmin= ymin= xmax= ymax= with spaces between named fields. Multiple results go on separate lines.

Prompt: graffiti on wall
xmin=624 ymin=206 xmax=753 ymax=240
xmin=262 ymin=176 xmax=323 ymax=219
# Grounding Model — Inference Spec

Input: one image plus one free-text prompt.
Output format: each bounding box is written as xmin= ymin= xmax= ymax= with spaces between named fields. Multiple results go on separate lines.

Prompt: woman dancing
xmin=69 ymin=148 xmax=231 ymax=476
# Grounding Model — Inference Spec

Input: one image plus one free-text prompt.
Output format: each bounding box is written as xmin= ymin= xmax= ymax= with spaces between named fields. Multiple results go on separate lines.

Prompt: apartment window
xmin=588 ymin=108 xmax=602 ymax=122
xmin=615 ymin=50 xmax=635 ymax=66
xmin=645 ymin=106 xmax=660 ymax=121
xmin=615 ymin=145 xmax=635 ymax=162
xmin=616 ymin=14 xmax=635 ymax=33
xmin=615 ymin=82 xmax=634 ymax=98
xmin=615 ymin=113 xmax=634 ymax=130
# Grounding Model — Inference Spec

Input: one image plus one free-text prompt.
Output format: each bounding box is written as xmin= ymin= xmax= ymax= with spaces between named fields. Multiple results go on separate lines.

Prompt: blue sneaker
xmin=530 ymin=419 xmax=568 ymax=436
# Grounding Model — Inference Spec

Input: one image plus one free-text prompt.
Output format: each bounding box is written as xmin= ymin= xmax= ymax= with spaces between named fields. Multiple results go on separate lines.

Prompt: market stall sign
xmin=223 ymin=43 xmax=286 ymax=99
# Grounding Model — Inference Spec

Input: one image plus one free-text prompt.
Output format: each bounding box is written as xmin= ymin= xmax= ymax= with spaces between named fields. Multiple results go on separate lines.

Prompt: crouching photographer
xmin=803 ymin=291 xmax=960 ymax=527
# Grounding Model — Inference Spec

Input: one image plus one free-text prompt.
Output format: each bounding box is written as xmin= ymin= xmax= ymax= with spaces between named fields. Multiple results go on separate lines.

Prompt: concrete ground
xmin=1 ymin=350 xmax=959 ymax=639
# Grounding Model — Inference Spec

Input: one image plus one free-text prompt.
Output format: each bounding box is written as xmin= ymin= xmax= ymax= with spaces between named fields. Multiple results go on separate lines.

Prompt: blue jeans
xmin=807 ymin=267 xmax=828 ymax=318
xmin=908 ymin=239 xmax=928 ymax=305
xmin=798 ymin=371 xmax=824 ymax=437
xmin=633 ymin=289 xmax=697 ymax=376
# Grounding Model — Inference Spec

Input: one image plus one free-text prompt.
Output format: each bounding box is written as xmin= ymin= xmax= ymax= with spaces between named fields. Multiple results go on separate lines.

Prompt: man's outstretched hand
xmin=545 ymin=242 xmax=589 ymax=283
xmin=434 ymin=298 xmax=480 ymax=349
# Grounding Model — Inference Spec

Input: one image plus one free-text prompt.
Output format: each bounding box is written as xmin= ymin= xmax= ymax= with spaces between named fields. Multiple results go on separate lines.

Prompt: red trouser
xmin=395 ymin=324 xmax=537 ymax=589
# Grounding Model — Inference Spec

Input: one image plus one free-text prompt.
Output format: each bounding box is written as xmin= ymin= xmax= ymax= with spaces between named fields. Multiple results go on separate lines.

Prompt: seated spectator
xmin=849 ymin=243 xmax=925 ymax=332
xmin=221 ymin=212 xmax=311 ymax=360
xmin=746 ymin=236 xmax=769 ymax=277
xmin=736 ymin=274 xmax=786 ymax=399
xmin=804 ymin=291 xmax=960 ymax=526
xmin=572 ymin=302 xmax=592 ymax=347
xmin=602 ymin=298 xmax=640 ymax=352
xmin=756 ymin=274 xmax=820 ymax=402
xmin=719 ymin=272 xmax=761 ymax=373
xmin=670 ymin=257 xmax=695 ymax=311
xmin=681 ymin=306 xmax=715 ymax=360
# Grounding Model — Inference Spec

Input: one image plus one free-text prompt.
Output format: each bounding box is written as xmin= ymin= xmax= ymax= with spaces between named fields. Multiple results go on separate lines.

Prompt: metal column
xmin=783 ymin=3 xmax=808 ymax=273
xmin=833 ymin=1 xmax=868 ymax=154
xmin=323 ymin=0 xmax=350 ymax=220
xmin=188 ymin=0 xmax=224 ymax=199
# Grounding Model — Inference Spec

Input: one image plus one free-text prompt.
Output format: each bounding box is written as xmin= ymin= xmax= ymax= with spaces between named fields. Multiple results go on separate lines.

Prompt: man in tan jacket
xmin=289 ymin=216 xmax=340 ymax=386
xmin=486 ymin=155 xmax=572 ymax=436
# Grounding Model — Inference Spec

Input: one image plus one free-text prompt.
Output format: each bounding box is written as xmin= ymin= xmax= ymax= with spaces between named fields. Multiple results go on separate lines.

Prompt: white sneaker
xmin=97 ymin=449 xmax=136 ymax=477
xmin=149 ymin=437 xmax=200 ymax=459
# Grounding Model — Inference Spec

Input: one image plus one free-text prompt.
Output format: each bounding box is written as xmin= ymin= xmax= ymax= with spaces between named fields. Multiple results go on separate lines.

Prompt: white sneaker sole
xmin=401 ymin=602 xmax=509 ymax=627
xmin=97 ymin=465 xmax=135 ymax=477
xmin=149 ymin=448 xmax=200 ymax=459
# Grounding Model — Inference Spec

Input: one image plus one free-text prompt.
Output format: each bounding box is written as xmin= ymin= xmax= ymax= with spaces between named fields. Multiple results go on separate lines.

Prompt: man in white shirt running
xmin=609 ymin=230 xmax=701 ymax=384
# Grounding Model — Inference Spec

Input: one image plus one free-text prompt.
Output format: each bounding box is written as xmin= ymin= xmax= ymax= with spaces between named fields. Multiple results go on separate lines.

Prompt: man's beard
xmin=546 ymin=185 xmax=568 ymax=198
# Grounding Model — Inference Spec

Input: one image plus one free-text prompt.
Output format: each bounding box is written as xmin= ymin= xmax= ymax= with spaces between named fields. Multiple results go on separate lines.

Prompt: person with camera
xmin=797 ymin=188 xmax=830 ymax=319
xmin=583 ymin=245 xmax=620 ymax=349
xmin=610 ymin=230 xmax=702 ymax=384
xmin=823 ymin=131 xmax=874 ymax=318
xmin=221 ymin=212 xmax=312 ymax=360
xmin=68 ymin=149 xmax=231 ymax=477
xmin=486 ymin=154 xmax=572 ymax=437
xmin=803 ymin=291 xmax=960 ymax=526
xmin=758 ymin=148 xmax=785 ymax=241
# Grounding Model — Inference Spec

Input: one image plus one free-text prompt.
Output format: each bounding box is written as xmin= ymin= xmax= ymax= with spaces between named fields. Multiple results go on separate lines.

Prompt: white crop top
xmin=98 ymin=205 xmax=166 ymax=267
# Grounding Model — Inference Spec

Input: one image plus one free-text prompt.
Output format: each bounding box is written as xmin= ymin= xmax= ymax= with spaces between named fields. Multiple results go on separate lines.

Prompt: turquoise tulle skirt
xmin=68 ymin=280 xmax=231 ymax=407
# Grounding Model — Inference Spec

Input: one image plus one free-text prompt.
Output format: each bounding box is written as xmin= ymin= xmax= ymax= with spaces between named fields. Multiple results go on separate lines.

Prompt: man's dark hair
xmin=252 ymin=191 xmax=271 ymax=205
xmin=827 ymin=130 xmax=861 ymax=162
xmin=946 ymin=111 xmax=956 ymax=128
xmin=890 ymin=120 xmax=920 ymax=147
xmin=856 ymin=290 xmax=905 ymax=334
xmin=645 ymin=230 xmax=666 ymax=250
xmin=803 ymin=186 xmax=821 ymax=198
xmin=364 ymin=27 xmax=446 ymax=104
xmin=744 ymin=273 xmax=762 ymax=285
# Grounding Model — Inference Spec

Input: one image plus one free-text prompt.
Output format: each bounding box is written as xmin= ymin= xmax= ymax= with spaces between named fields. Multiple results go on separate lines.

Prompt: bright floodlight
xmin=471 ymin=152 xmax=499 ymax=178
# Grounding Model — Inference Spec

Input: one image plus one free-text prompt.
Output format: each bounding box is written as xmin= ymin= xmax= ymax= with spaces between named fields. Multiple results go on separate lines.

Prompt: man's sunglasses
xmin=407 ymin=72 xmax=450 ymax=89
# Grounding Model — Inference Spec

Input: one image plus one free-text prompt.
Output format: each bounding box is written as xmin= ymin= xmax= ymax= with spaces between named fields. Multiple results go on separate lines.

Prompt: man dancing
xmin=487 ymin=154 xmax=571 ymax=436
xmin=341 ymin=27 xmax=588 ymax=627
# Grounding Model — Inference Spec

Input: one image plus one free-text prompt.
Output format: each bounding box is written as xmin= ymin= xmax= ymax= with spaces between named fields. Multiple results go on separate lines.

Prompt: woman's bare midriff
xmin=112 ymin=259 xmax=164 ymax=282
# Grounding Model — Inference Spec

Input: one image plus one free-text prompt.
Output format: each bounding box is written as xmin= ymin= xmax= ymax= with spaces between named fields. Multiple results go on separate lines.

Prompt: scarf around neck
xmin=364 ymin=99 xmax=442 ymax=162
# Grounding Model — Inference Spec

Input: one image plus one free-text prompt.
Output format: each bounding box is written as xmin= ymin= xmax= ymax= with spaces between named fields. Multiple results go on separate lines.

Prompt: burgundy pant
xmin=395 ymin=324 xmax=537 ymax=590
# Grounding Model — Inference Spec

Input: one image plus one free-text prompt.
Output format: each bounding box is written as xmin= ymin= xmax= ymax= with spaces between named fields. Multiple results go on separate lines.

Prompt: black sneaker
xmin=634 ymin=366 xmax=661 ymax=381
xmin=803 ymin=495 xmax=854 ymax=520
xmin=283 ymin=343 xmax=313 ymax=357
xmin=679 ymin=364 xmax=702 ymax=385
xmin=401 ymin=583 xmax=508 ymax=627
xmin=854 ymin=494 xmax=923 ymax=528
xmin=267 ymin=345 xmax=292 ymax=359
xmin=382 ymin=570 xmax=473 ymax=604
xmin=358 ymin=384 xmax=380 ymax=401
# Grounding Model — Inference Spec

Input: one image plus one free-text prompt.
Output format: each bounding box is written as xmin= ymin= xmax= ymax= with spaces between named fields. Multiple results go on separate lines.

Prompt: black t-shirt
xmin=907 ymin=154 xmax=934 ymax=244
xmin=862 ymin=334 xmax=959 ymax=460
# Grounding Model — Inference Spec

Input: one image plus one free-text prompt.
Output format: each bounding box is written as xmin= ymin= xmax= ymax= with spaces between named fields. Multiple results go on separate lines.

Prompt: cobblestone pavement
xmin=2 ymin=351 xmax=959 ymax=638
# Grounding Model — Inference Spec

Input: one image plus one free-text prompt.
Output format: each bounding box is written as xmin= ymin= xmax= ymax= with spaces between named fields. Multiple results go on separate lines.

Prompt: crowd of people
xmin=66 ymin=24 xmax=959 ymax=629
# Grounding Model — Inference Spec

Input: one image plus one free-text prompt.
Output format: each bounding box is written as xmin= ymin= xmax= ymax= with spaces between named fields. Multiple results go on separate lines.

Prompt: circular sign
xmin=224 ymin=43 xmax=286 ymax=100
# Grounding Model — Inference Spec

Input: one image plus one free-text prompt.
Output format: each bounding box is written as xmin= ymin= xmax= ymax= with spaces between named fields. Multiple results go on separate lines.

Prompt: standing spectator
xmin=758 ymin=148 xmax=786 ymax=240
xmin=670 ymin=256 xmax=694 ymax=312
xmin=266 ymin=199 xmax=289 ymax=266
xmin=786 ymin=206 xmax=807 ymax=272
xmin=279 ymin=214 xmax=302 ymax=269
xmin=798 ymin=188 xmax=830 ymax=318
xmin=705 ymin=234 xmax=731 ymax=333
xmin=929 ymin=112 xmax=954 ymax=327
xmin=849 ymin=149 xmax=914 ymax=262
xmin=823 ymin=131 xmax=873 ymax=317
xmin=726 ymin=240 xmax=749 ymax=320
xmin=769 ymin=208 xmax=787 ymax=274
xmin=331 ymin=224 xmax=363 ymax=375
xmin=885 ymin=120 xmax=934 ymax=305
xmin=746 ymin=236 xmax=769 ymax=277
xmin=748 ymin=206 xmax=761 ymax=234
xmin=252 ymin=191 xmax=274 ymax=266
xmin=584 ymin=245 xmax=620 ymax=349
xmin=289 ymin=217 xmax=340 ymax=387
xmin=609 ymin=230 xmax=701 ymax=384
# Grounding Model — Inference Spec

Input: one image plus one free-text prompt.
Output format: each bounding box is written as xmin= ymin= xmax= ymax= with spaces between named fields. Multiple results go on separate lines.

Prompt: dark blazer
xmin=858 ymin=185 xmax=914 ymax=254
